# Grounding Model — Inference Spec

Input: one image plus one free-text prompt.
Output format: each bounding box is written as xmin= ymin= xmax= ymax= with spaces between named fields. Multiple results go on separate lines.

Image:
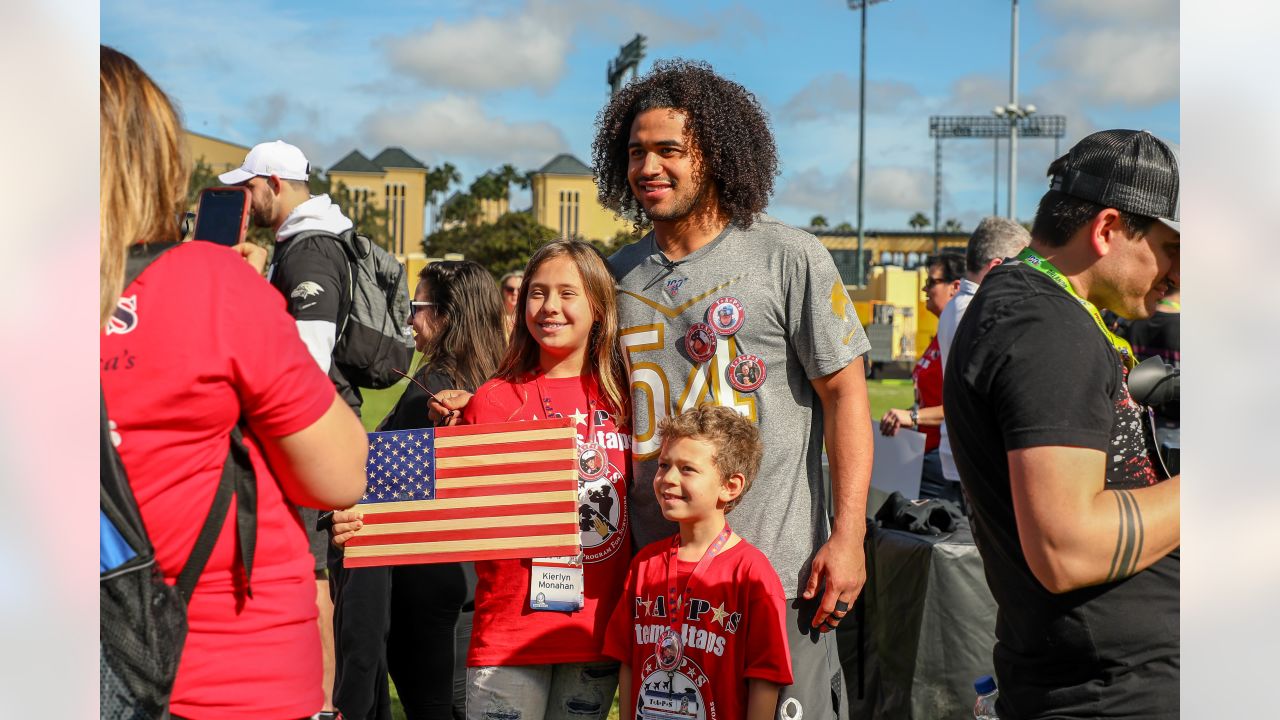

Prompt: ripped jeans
xmin=466 ymin=662 xmax=619 ymax=720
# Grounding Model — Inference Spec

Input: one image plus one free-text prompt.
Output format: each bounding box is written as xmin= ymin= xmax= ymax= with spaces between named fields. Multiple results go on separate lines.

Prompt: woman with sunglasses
xmin=498 ymin=270 xmax=523 ymax=340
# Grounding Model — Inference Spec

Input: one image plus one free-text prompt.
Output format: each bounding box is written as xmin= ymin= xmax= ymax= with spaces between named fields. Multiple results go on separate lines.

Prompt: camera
xmin=1127 ymin=355 xmax=1179 ymax=409
xmin=1127 ymin=355 xmax=1179 ymax=476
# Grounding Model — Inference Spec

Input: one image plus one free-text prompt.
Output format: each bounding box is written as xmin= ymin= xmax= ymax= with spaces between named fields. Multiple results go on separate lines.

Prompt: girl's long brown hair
xmin=496 ymin=240 xmax=630 ymax=425
xmin=100 ymin=45 xmax=188 ymax=328
xmin=416 ymin=260 xmax=506 ymax=392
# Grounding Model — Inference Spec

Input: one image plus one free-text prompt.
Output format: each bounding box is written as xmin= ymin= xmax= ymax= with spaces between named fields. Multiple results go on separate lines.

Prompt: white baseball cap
xmin=218 ymin=140 xmax=311 ymax=185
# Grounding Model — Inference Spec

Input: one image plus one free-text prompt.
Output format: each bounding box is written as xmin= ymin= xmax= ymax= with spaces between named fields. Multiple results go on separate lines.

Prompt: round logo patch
xmin=577 ymin=442 xmax=608 ymax=481
xmin=706 ymin=296 xmax=746 ymax=336
xmin=579 ymin=468 xmax=628 ymax=562
xmin=639 ymin=654 xmax=711 ymax=719
xmin=726 ymin=354 xmax=767 ymax=392
xmin=684 ymin=322 xmax=717 ymax=363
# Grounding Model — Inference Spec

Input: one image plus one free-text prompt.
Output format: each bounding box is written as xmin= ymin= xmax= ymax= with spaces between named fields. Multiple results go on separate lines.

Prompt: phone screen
xmin=193 ymin=188 xmax=250 ymax=247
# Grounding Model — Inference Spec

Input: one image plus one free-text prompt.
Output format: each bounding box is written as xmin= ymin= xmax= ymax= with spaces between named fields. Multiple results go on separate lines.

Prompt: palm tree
xmin=908 ymin=212 xmax=930 ymax=231
xmin=810 ymin=214 xmax=829 ymax=229
xmin=426 ymin=162 xmax=461 ymax=232
xmin=942 ymin=218 xmax=964 ymax=232
xmin=833 ymin=221 xmax=855 ymax=234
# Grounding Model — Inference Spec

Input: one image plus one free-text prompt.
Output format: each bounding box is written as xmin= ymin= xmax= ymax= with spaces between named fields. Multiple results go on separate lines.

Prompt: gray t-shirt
xmin=609 ymin=215 xmax=871 ymax=596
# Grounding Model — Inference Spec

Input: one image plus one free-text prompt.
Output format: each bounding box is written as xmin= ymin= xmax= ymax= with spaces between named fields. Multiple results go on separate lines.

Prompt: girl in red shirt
xmin=335 ymin=240 xmax=632 ymax=720
xmin=458 ymin=240 xmax=632 ymax=720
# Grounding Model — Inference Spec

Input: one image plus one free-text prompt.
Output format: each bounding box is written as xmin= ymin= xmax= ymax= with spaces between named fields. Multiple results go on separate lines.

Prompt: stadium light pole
xmin=848 ymin=0 xmax=891 ymax=286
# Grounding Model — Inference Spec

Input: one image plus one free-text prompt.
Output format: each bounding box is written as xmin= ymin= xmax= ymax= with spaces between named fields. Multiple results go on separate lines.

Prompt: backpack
xmin=288 ymin=229 xmax=415 ymax=390
xmin=100 ymin=242 xmax=258 ymax=720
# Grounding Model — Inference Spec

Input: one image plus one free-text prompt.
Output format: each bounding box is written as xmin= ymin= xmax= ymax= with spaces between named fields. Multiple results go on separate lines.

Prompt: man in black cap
xmin=944 ymin=129 xmax=1180 ymax=719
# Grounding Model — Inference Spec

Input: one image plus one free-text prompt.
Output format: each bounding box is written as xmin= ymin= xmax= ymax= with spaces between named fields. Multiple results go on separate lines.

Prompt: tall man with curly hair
xmin=594 ymin=59 xmax=874 ymax=720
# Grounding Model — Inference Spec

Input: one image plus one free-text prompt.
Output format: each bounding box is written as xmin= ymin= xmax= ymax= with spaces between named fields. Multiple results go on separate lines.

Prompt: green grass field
xmin=365 ymin=378 xmax=914 ymax=719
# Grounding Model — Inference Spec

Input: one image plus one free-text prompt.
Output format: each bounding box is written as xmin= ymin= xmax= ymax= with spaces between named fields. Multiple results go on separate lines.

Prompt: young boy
xmin=603 ymin=405 xmax=793 ymax=720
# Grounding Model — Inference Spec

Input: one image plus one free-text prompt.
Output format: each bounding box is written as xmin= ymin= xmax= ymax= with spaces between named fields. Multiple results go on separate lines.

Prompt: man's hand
xmin=329 ymin=509 xmax=364 ymax=548
xmin=802 ymin=527 xmax=866 ymax=633
xmin=427 ymin=389 xmax=473 ymax=426
xmin=231 ymin=242 xmax=268 ymax=275
xmin=879 ymin=407 xmax=913 ymax=436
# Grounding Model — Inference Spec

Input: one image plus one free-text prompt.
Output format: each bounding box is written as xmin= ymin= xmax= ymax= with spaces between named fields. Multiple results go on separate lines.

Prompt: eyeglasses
xmin=410 ymin=301 xmax=437 ymax=316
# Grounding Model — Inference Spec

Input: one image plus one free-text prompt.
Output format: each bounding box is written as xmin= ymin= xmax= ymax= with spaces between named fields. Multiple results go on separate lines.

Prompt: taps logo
xmin=105 ymin=295 xmax=139 ymax=335
xmin=291 ymin=281 xmax=325 ymax=299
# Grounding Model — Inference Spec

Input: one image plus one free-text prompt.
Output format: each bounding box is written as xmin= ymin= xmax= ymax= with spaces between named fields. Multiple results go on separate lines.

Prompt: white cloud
xmin=1046 ymin=28 xmax=1179 ymax=108
xmin=383 ymin=0 xmax=763 ymax=94
xmin=386 ymin=10 xmax=571 ymax=94
xmin=780 ymin=73 xmax=922 ymax=123
xmin=1041 ymin=0 xmax=1178 ymax=29
xmin=361 ymin=95 xmax=569 ymax=169
xmin=775 ymin=163 xmax=933 ymax=222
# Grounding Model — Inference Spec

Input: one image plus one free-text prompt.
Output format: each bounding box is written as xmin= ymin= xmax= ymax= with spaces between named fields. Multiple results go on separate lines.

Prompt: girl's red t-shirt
xmin=462 ymin=372 xmax=632 ymax=666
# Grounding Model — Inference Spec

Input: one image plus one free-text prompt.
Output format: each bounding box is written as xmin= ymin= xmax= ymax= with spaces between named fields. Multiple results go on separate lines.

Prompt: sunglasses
xmin=410 ymin=301 xmax=437 ymax=316
xmin=923 ymin=276 xmax=952 ymax=291
xmin=502 ymin=285 xmax=520 ymax=294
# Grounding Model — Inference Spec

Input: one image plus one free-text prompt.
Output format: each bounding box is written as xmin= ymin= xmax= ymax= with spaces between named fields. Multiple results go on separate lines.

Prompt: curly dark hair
xmin=592 ymin=58 xmax=778 ymax=231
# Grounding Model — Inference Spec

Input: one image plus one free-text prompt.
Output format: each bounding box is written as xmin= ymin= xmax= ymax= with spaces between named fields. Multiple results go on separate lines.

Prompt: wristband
xmin=910 ymin=405 xmax=919 ymax=428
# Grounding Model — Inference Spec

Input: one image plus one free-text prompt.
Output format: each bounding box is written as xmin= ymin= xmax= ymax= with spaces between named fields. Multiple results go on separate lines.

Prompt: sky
xmin=102 ymin=0 xmax=1178 ymax=232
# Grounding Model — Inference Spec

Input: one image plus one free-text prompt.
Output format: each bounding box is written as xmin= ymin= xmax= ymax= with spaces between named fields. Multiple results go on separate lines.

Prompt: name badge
xmin=530 ymin=553 xmax=585 ymax=612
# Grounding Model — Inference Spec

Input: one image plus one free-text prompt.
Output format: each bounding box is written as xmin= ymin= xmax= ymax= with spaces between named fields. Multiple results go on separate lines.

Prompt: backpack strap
xmin=174 ymin=426 xmax=257 ymax=603
xmin=107 ymin=239 xmax=259 ymax=601
xmin=100 ymin=390 xmax=150 ymax=561
xmin=279 ymin=229 xmax=358 ymax=338
xmin=125 ymin=241 xmax=181 ymax=287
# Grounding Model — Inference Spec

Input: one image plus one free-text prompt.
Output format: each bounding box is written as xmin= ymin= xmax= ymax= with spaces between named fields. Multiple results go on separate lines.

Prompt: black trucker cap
xmin=1049 ymin=129 xmax=1180 ymax=233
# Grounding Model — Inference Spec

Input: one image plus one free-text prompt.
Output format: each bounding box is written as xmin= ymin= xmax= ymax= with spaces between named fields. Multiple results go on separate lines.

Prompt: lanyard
xmin=1016 ymin=247 xmax=1136 ymax=370
xmin=665 ymin=523 xmax=731 ymax=632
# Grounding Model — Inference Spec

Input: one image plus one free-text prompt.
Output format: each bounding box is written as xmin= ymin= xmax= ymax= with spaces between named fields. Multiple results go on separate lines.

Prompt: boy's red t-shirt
xmin=101 ymin=242 xmax=337 ymax=719
xmin=462 ymin=372 xmax=632 ymax=666
xmin=603 ymin=536 xmax=794 ymax=719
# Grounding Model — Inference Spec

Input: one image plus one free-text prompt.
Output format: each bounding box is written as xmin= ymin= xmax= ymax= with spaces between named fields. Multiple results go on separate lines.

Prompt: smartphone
xmin=192 ymin=186 xmax=251 ymax=247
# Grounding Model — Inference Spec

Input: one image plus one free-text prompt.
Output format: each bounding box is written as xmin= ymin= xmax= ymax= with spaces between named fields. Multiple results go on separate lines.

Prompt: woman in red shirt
xmin=100 ymin=46 xmax=368 ymax=720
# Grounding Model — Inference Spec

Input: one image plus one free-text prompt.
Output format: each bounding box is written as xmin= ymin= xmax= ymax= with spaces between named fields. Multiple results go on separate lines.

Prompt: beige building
xmin=328 ymin=148 xmax=429 ymax=257
xmin=530 ymin=154 xmax=633 ymax=241
xmin=184 ymin=130 xmax=251 ymax=178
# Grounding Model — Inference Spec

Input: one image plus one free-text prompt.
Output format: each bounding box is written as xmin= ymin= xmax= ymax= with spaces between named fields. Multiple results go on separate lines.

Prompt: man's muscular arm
xmin=803 ymin=355 xmax=874 ymax=631
xmin=1009 ymin=445 xmax=1180 ymax=593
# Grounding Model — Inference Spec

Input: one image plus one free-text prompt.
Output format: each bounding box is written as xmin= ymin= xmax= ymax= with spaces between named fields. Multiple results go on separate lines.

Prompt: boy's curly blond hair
xmin=657 ymin=405 xmax=763 ymax=512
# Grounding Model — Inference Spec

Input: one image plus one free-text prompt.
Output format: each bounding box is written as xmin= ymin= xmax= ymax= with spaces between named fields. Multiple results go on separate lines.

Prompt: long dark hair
xmin=496 ymin=240 xmax=629 ymax=425
xmin=417 ymin=260 xmax=506 ymax=392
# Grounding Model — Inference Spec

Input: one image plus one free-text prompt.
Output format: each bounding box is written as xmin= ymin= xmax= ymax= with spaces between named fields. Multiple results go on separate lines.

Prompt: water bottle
xmin=973 ymin=675 xmax=999 ymax=720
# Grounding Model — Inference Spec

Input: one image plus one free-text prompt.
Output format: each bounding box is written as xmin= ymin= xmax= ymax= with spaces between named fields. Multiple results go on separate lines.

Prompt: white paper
xmin=870 ymin=429 xmax=926 ymax=499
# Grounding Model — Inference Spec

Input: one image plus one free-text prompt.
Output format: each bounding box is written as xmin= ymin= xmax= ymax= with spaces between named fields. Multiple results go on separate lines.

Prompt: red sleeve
xmin=602 ymin=556 xmax=640 ymax=663
xmin=743 ymin=555 xmax=795 ymax=685
xmin=216 ymin=254 xmax=336 ymax=438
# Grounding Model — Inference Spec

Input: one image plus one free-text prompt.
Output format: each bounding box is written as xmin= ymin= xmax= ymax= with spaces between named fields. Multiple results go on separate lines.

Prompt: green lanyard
xmin=1016 ymin=247 xmax=1136 ymax=370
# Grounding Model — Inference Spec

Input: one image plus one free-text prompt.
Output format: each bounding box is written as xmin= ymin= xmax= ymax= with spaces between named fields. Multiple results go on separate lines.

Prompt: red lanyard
xmin=665 ymin=523 xmax=731 ymax=631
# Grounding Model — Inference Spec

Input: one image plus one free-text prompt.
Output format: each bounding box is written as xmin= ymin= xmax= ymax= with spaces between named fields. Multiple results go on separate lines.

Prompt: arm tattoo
xmin=1107 ymin=490 xmax=1145 ymax=582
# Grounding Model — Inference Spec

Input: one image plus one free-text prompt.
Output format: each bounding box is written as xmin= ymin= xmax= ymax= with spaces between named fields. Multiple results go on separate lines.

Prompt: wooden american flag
xmin=343 ymin=418 xmax=581 ymax=568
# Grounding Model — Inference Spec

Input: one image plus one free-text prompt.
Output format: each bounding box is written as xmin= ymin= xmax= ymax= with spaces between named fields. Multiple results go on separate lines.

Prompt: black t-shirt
xmin=943 ymin=262 xmax=1179 ymax=720
xmin=269 ymin=234 xmax=360 ymax=412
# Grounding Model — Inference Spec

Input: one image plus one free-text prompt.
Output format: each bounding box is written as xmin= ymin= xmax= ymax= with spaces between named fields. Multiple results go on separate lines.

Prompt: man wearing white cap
xmin=220 ymin=140 xmax=360 ymax=411
xmin=220 ymin=140 xmax=356 ymax=720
